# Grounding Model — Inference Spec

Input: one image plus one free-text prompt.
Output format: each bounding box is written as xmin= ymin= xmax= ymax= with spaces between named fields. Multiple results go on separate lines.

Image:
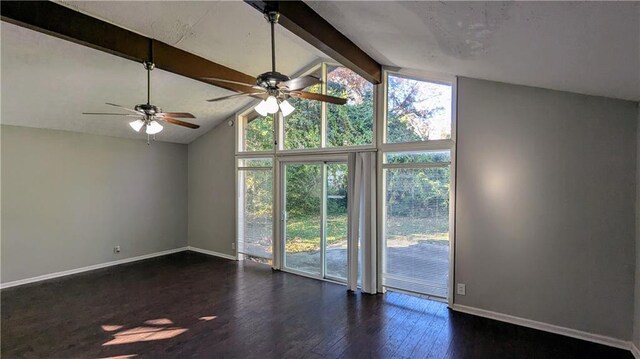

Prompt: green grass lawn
xmin=286 ymin=214 xmax=347 ymax=252
xmin=284 ymin=214 xmax=449 ymax=252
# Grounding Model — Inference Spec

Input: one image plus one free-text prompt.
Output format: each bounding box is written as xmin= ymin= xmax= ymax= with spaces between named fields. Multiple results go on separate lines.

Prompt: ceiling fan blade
xmin=105 ymin=103 xmax=143 ymax=114
xmin=279 ymin=75 xmax=322 ymax=91
xmin=202 ymin=77 xmax=260 ymax=89
xmin=206 ymin=92 xmax=265 ymax=102
xmin=82 ymin=112 xmax=140 ymax=117
xmin=157 ymin=112 xmax=196 ymax=119
xmin=161 ymin=117 xmax=200 ymax=129
xmin=288 ymin=91 xmax=347 ymax=105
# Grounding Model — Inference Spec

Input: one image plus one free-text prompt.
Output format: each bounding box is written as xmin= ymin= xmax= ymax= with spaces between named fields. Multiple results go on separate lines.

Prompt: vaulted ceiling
xmin=307 ymin=1 xmax=640 ymax=101
xmin=1 ymin=1 xmax=327 ymax=144
xmin=2 ymin=1 xmax=638 ymax=144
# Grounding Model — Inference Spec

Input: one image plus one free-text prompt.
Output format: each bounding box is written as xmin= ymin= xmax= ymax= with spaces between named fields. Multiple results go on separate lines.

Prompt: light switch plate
xmin=457 ymin=283 xmax=466 ymax=296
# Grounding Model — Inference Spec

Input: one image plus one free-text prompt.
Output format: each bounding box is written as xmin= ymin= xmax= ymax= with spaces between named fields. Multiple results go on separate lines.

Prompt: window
xmin=237 ymin=62 xmax=375 ymax=153
xmin=326 ymin=65 xmax=374 ymax=147
xmin=386 ymin=74 xmax=452 ymax=143
xmin=239 ymin=110 xmax=274 ymax=152
xmin=283 ymin=67 xmax=322 ymax=150
xmin=384 ymin=151 xmax=451 ymax=164
xmin=237 ymin=158 xmax=273 ymax=259
xmin=383 ymin=151 xmax=451 ymax=298
xmin=281 ymin=159 xmax=348 ymax=281
xmin=234 ymin=66 xmax=456 ymax=300
xmin=381 ymin=72 xmax=454 ymax=299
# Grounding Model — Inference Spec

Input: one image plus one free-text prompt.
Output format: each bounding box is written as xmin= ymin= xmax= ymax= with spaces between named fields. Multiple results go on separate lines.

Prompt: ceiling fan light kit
xmin=129 ymin=119 xmax=145 ymax=132
xmin=83 ymin=43 xmax=199 ymax=144
xmin=85 ymin=8 xmax=346 ymax=144
xmin=203 ymin=10 xmax=347 ymax=116
xmin=278 ymin=99 xmax=295 ymax=116
xmin=145 ymin=120 xmax=163 ymax=135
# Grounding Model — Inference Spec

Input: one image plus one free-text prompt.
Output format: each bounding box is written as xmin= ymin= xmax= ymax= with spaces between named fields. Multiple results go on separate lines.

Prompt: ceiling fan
xmin=203 ymin=11 xmax=347 ymax=117
xmin=83 ymin=51 xmax=200 ymax=143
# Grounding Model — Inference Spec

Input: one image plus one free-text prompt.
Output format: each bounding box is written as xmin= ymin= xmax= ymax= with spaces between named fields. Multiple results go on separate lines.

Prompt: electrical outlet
xmin=457 ymin=283 xmax=466 ymax=296
xmin=114 ymin=245 xmax=121 ymax=254
xmin=231 ymin=242 xmax=236 ymax=250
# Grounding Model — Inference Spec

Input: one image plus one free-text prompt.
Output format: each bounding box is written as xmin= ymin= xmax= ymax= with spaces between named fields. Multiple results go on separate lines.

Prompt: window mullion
xmin=321 ymin=62 xmax=328 ymax=148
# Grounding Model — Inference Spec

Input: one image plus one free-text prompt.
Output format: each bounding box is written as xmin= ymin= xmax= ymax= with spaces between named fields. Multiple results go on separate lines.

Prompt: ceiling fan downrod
xmin=265 ymin=11 xmax=280 ymax=73
xmin=143 ymin=61 xmax=155 ymax=106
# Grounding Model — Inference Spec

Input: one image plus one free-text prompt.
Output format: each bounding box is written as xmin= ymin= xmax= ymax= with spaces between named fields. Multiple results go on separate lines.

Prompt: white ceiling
xmin=1 ymin=1 xmax=326 ymax=144
xmin=308 ymin=1 xmax=640 ymax=101
xmin=2 ymin=2 xmax=638 ymax=145
xmin=61 ymin=0 xmax=326 ymax=79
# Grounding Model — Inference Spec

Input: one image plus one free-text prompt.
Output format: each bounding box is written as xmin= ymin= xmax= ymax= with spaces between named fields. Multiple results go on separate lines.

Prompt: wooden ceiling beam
xmin=245 ymin=0 xmax=382 ymax=84
xmin=0 ymin=1 xmax=256 ymax=94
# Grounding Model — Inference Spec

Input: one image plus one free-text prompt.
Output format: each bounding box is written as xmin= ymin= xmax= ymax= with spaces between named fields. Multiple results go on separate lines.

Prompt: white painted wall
xmin=1 ymin=125 xmax=188 ymax=283
xmin=455 ymin=78 xmax=638 ymax=341
xmin=187 ymin=119 xmax=236 ymax=256
xmin=634 ymin=107 xmax=640 ymax=350
xmin=6 ymin=75 xmax=636 ymax=347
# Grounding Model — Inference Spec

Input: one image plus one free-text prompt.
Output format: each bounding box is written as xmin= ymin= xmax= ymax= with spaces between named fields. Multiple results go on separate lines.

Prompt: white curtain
xmin=347 ymin=152 xmax=377 ymax=294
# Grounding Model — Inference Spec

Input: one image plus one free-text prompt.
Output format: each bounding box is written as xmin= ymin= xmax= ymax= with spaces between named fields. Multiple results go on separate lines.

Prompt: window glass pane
xmin=238 ymin=158 xmax=272 ymax=168
xmin=326 ymin=66 xmax=374 ymax=147
xmin=386 ymin=74 xmax=452 ymax=143
xmin=284 ymin=164 xmax=322 ymax=275
xmin=238 ymin=165 xmax=273 ymax=259
xmin=326 ymin=163 xmax=348 ymax=280
xmin=243 ymin=111 xmax=273 ymax=152
xmin=284 ymin=67 xmax=322 ymax=150
xmin=384 ymin=151 xmax=451 ymax=164
xmin=384 ymin=166 xmax=450 ymax=297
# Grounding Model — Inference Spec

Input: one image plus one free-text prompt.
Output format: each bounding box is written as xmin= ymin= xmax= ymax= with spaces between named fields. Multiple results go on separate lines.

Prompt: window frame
xmin=236 ymin=155 xmax=276 ymax=261
xmin=234 ymin=63 xmax=458 ymax=305
xmin=376 ymin=67 xmax=457 ymax=305
xmin=234 ymin=109 xmax=277 ymax=155
xmin=380 ymin=150 xmax=452 ymax=299
xmin=235 ymin=60 xmax=378 ymax=156
xmin=380 ymin=69 xmax=457 ymax=151
xmin=235 ymin=107 xmax=276 ymax=156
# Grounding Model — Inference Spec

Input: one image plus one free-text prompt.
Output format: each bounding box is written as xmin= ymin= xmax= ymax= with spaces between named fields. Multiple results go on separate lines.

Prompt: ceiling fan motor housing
xmin=257 ymin=71 xmax=290 ymax=89
xmin=134 ymin=104 xmax=161 ymax=116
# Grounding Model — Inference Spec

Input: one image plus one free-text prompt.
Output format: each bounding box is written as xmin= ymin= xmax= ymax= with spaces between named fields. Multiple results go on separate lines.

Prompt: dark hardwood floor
xmin=1 ymin=251 xmax=633 ymax=358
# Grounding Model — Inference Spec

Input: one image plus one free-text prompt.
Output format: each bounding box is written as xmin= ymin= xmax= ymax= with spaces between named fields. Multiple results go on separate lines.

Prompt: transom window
xmin=326 ymin=65 xmax=374 ymax=147
xmin=385 ymin=74 xmax=452 ymax=144
xmin=239 ymin=111 xmax=274 ymax=152
xmin=237 ymin=63 xmax=375 ymax=153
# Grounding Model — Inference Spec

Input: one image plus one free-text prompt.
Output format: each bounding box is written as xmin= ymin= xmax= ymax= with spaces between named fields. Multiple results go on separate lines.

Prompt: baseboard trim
xmin=631 ymin=343 xmax=640 ymax=359
xmin=187 ymin=246 xmax=237 ymax=260
xmin=0 ymin=247 xmax=189 ymax=289
xmin=451 ymin=304 xmax=631 ymax=351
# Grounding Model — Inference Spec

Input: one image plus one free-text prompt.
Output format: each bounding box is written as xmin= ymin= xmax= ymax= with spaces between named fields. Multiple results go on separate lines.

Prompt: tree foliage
xmin=242 ymin=65 xmax=451 ymax=224
xmin=326 ymin=66 xmax=374 ymax=147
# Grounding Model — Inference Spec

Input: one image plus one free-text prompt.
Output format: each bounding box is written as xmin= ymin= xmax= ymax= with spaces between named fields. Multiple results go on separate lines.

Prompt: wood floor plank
xmin=1 ymin=252 xmax=633 ymax=359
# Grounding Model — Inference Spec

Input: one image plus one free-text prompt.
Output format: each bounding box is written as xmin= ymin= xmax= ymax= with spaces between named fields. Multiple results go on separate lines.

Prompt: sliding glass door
xmin=283 ymin=163 xmax=323 ymax=276
xmin=281 ymin=158 xmax=348 ymax=282
xmin=325 ymin=163 xmax=348 ymax=281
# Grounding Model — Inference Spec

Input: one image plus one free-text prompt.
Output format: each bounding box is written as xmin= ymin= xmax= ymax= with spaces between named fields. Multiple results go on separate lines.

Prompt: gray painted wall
xmin=187 ymin=119 xmax=236 ymax=256
xmin=455 ymin=78 xmax=637 ymax=340
xmin=1 ymin=125 xmax=188 ymax=283
xmin=635 ymin=107 xmax=640 ymax=349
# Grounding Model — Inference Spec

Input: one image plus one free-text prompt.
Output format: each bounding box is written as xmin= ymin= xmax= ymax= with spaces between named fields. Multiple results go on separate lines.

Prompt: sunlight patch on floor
xmin=144 ymin=318 xmax=173 ymax=325
xmin=101 ymin=325 xmax=124 ymax=332
xmin=199 ymin=316 xmax=217 ymax=321
xmin=103 ymin=326 xmax=188 ymax=346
